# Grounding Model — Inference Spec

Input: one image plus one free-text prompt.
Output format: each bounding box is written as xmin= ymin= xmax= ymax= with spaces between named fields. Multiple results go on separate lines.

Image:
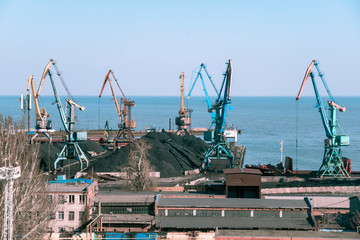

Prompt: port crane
xmin=26 ymin=74 xmax=55 ymax=142
xmin=99 ymin=70 xmax=136 ymax=147
xmin=203 ymin=59 xmax=236 ymax=171
xmin=175 ymin=72 xmax=191 ymax=135
xmin=40 ymin=59 xmax=89 ymax=171
xmin=296 ymin=60 xmax=350 ymax=178
xmin=187 ymin=63 xmax=219 ymax=123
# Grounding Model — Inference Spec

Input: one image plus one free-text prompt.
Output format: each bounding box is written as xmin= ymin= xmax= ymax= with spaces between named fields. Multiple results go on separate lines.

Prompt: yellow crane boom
xmin=99 ymin=70 xmax=122 ymax=122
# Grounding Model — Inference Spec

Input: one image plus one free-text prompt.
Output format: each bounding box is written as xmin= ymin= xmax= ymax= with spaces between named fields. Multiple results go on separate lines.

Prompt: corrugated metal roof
xmin=157 ymin=197 xmax=309 ymax=209
xmin=46 ymin=183 xmax=88 ymax=193
xmin=266 ymin=196 xmax=350 ymax=209
xmin=96 ymin=192 xmax=155 ymax=204
xmin=156 ymin=216 xmax=313 ymax=230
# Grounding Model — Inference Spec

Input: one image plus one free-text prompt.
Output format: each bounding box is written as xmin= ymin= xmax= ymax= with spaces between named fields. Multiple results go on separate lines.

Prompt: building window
xmin=58 ymin=211 xmax=64 ymax=220
xmin=59 ymin=195 xmax=65 ymax=203
xmin=50 ymin=212 xmax=56 ymax=220
xmin=69 ymin=195 xmax=75 ymax=204
xmin=79 ymin=211 xmax=85 ymax=221
xmin=68 ymin=211 xmax=74 ymax=221
xmin=79 ymin=195 xmax=86 ymax=204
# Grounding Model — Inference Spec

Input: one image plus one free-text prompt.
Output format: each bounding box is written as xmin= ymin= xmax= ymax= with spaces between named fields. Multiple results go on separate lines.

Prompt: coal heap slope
xmin=39 ymin=140 xmax=106 ymax=171
xmin=87 ymin=132 xmax=208 ymax=178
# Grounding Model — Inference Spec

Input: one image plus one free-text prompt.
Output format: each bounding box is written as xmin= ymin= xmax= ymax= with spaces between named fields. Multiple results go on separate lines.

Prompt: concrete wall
xmin=48 ymin=192 xmax=88 ymax=233
xmin=48 ymin=181 xmax=98 ymax=233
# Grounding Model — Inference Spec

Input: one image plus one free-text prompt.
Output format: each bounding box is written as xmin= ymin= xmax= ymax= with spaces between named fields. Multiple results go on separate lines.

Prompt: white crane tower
xmin=1 ymin=163 xmax=21 ymax=240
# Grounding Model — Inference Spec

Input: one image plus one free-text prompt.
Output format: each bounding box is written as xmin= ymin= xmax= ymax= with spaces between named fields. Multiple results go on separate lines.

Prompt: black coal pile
xmin=87 ymin=132 xmax=208 ymax=178
xmin=39 ymin=140 xmax=106 ymax=171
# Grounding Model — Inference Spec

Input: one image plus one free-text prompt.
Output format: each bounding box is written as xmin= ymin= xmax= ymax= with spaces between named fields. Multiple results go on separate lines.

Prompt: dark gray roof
xmin=156 ymin=216 xmax=313 ymax=230
xmin=46 ymin=183 xmax=88 ymax=193
xmin=157 ymin=197 xmax=309 ymax=209
xmin=96 ymin=192 xmax=155 ymax=204
xmin=217 ymin=229 xmax=360 ymax=239
xmin=102 ymin=214 xmax=154 ymax=224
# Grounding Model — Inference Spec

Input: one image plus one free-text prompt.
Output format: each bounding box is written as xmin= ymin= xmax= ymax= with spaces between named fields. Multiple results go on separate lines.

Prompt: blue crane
xmin=40 ymin=59 xmax=89 ymax=171
xmin=187 ymin=63 xmax=219 ymax=123
xmin=296 ymin=60 xmax=350 ymax=178
xmin=203 ymin=59 xmax=234 ymax=171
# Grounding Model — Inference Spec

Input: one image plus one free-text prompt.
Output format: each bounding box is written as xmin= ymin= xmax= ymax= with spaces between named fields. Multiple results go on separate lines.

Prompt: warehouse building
xmin=155 ymin=195 xmax=313 ymax=231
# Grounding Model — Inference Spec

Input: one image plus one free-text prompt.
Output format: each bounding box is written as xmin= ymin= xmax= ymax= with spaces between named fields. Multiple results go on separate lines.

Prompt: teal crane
xmin=187 ymin=63 xmax=219 ymax=122
xmin=296 ymin=60 xmax=350 ymax=178
xmin=203 ymin=59 xmax=234 ymax=171
xmin=40 ymin=59 xmax=89 ymax=171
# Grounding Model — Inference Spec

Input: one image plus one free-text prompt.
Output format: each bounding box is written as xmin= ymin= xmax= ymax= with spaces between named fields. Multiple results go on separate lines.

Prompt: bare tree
xmin=0 ymin=114 xmax=56 ymax=239
xmin=125 ymin=140 xmax=155 ymax=191
xmin=350 ymin=210 xmax=360 ymax=231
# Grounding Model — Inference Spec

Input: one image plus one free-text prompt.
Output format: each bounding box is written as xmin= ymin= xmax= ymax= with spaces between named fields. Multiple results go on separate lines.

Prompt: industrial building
xmin=93 ymin=190 xmax=156 ymax=232
xmin=155 ymin=195 xmax=313 ymax=231
xmin=46 ymin=177 xmax=98 ymax=237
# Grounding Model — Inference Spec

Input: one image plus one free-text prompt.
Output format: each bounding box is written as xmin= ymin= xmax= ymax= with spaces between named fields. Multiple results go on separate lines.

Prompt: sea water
xmin=1 ymin=95 xmax=359 ymax=171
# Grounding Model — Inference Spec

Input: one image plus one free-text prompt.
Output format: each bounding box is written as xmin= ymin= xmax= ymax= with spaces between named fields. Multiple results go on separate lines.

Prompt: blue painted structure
xmin=41 ymin=59 xmax=89 ymax=171
xmin=187 ymin=63 xmax=219 ymax=122
xmin=296 ymin=60 xmax=350 ymax=178
xmin=203 ymin=59 xmax=234 ymax=171
xmin=103 ymin=232 xmax=158 ymax=240
xmin=49 ymin=178 xmax=92 ymax=184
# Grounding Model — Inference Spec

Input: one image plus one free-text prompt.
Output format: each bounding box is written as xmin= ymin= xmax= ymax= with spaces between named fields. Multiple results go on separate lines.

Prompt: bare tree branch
xmin=0 ymin=114 xmax=57 ymax=239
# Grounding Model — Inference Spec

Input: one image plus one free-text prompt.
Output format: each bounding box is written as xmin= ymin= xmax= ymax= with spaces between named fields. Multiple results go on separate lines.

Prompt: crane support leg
xmin=30 ymin=132 xmax=52 ymax=144
xmin=53 ymin=142 xmax=89 ymax=171
xmin=204 ymin=142 xmax=233 ymax=171
xmin=318 ymin=146 xmax=350 ymax=178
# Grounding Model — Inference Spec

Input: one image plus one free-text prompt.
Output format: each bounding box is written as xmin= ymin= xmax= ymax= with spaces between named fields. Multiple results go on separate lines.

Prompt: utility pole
xmin=20 ymin=93 xmax=32 ymax=132
xmin=0 ymin=163 xmax=21 ymax=240
xmin=280 ymin=140 xmax=283 ymax=164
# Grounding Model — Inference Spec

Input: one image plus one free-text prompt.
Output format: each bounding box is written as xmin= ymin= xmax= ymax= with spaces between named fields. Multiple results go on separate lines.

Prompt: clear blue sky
xmin=0 ymin=0 xmax=359 ymax=97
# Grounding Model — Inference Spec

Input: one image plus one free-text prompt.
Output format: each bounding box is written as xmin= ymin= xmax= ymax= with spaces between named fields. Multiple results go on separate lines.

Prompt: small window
xmin=59 ymin=195 xmax=65 ymax=203
xmin=58 ymin=211 xmax=64 ymax=220
xmin=79 ymin=211 xmax=85 ymax=221
xmin=69 ymin=195 xmax=75 ymax=204
xmin=50 ymin=212 xmax=56 ymax=220
xmin=68 ymin=211 xmax=74 ymax=221
xmin=79 ymin=195 xmax=86 ymax=204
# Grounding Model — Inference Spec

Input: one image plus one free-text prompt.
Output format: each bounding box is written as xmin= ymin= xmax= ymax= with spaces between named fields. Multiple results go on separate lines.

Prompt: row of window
xmin=158 ymin=209 xmax=309 ymax=218
xmin=52 ymin=194 xmax=86 ymax=204
xmin=57 ymin=211 xmax=85 ymax=221
xmin=98 ymin=206 xmax=150 ymax=215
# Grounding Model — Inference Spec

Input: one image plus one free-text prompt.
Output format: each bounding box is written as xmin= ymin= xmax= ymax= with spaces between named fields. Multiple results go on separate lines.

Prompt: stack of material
xmin=39 ymin=140 xmax=106 ymax=171
xmin=87 ymin=132 xmax=208 ymax=178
